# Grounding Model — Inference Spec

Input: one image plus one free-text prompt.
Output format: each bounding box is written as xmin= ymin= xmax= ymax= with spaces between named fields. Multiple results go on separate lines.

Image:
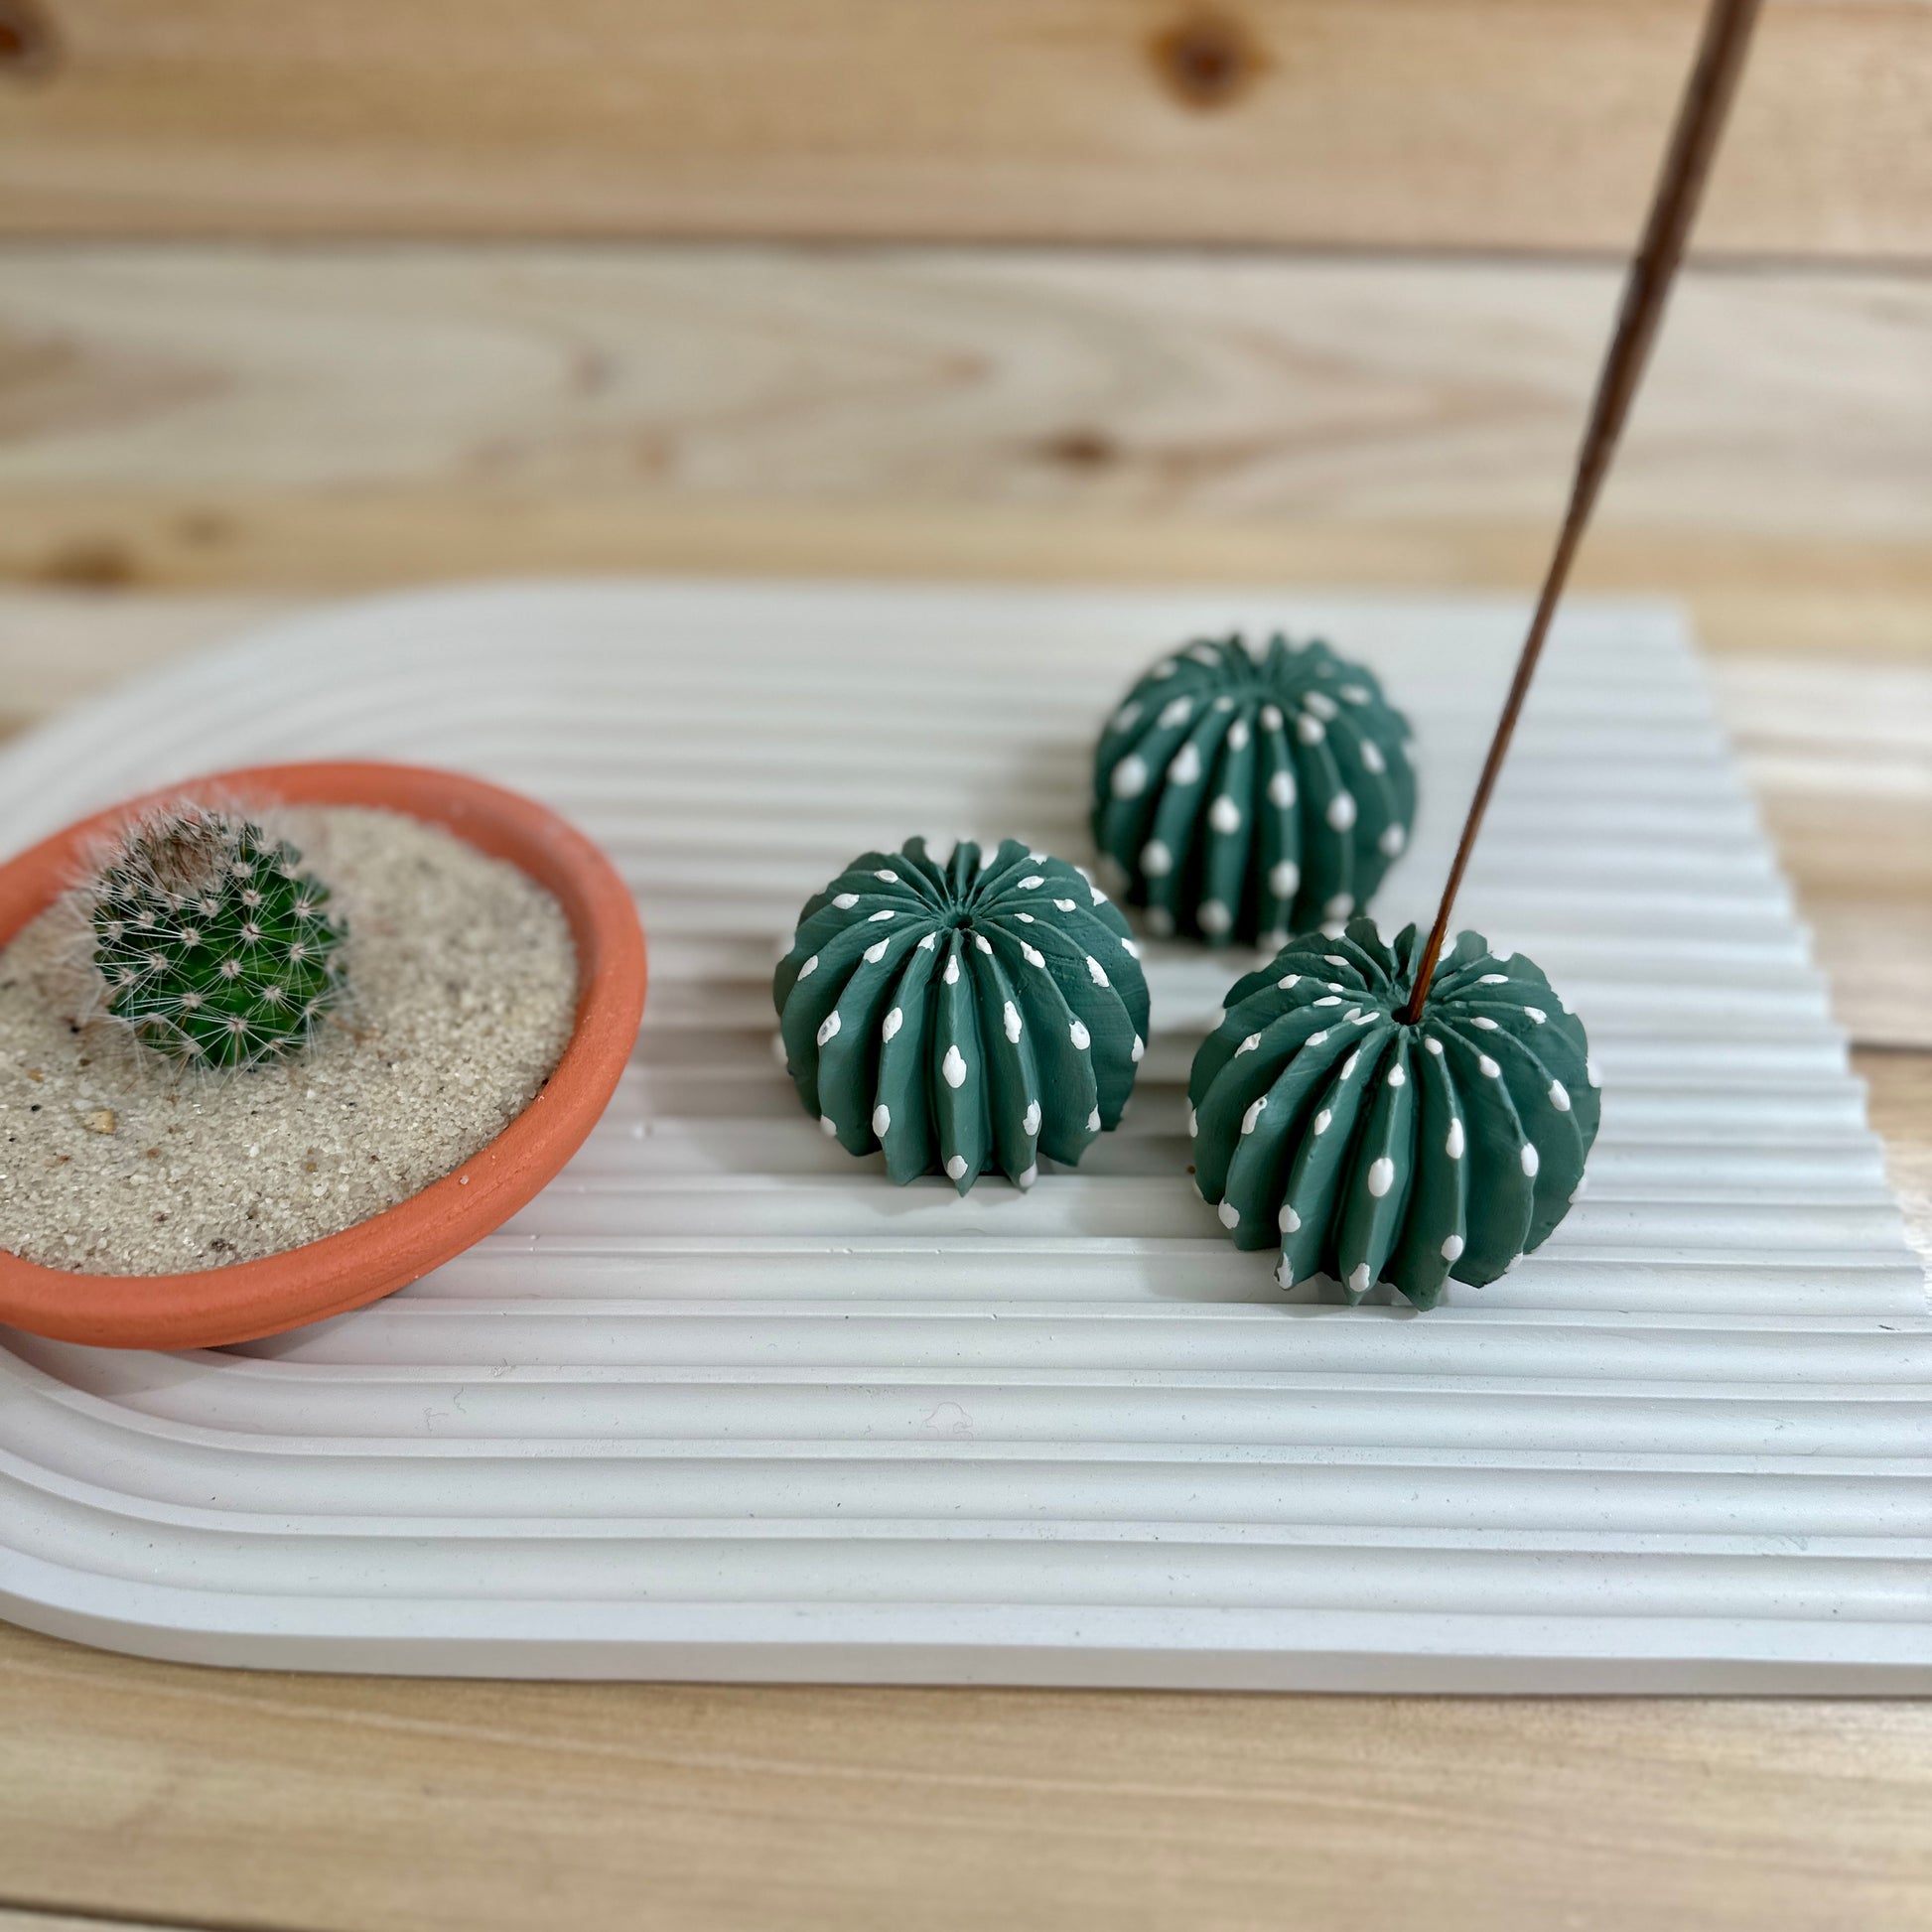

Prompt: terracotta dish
xmin=0 ymin=760 xmax=645 ymax=1350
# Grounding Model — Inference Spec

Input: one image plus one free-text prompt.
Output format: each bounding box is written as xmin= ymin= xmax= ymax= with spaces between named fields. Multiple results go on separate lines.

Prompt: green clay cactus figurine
xmin=774 ymin=837 xmax=1150 ymax=1193
xmin=1187 ymin=917 xmax=1598 ymax=1310
xmin=89 ymin=804 xmax=346 ymax=1070
xmin=1092 ymin=635 xmax=1417 ymax=947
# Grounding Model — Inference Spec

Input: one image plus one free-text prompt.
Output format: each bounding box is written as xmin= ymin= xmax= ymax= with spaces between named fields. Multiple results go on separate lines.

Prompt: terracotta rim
xmin=0 ymin=761 xmax=646 ymax=1351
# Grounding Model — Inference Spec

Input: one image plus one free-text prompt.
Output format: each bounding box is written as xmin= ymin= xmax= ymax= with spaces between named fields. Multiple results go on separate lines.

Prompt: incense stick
xmin=1397 ymin=0 xmax=1764 ymax=1025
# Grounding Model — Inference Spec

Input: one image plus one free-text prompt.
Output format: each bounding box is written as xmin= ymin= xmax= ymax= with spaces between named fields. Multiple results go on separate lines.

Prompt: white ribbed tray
xmin=2 ymin=582 xmax=1925 ymax=1690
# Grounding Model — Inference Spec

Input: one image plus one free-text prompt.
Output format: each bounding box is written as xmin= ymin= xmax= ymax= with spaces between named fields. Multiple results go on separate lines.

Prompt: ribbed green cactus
xmin=90 ymin=804 xmax=346 ymax=1070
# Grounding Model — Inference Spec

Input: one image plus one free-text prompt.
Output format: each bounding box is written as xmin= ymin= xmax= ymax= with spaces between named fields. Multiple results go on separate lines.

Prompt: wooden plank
xmin=4 ymin=249 xmax=1929 ymax=545
xmin=2 ymin=1617 xmax=1931 ymax=1932
xmin=0 ymin=1 xmax=1929 ymax=255
xmin=0 ymin=1914 xmax=208 ymax=1932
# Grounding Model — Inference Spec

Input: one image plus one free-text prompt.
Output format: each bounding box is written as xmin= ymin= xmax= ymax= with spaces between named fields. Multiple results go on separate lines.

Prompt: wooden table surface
xmin=2 ymin=198 xmax=1930 ymax=1932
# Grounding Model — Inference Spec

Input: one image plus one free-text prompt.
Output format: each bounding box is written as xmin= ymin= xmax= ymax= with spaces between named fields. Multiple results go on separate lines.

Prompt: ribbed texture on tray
xmin=0 ymin=585 xmax=1924 ymax=1689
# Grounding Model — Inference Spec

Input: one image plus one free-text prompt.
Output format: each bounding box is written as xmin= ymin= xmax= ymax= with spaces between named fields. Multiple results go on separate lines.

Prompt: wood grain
xmin=1 ymin=1 xmax=1929 ymax=256
xmin=4 ymin=249 xmax=1928 ymax=539
xmin=2 ymin=1618 xmax=1931 ymax=1932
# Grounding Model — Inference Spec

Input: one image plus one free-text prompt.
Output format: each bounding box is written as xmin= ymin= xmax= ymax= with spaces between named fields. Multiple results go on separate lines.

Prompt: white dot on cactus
xmin=226 ymin=1015 xmax=248 ymax=1035
xmin=1359 ymin=741 xmax=1386 ymax=775
xmin=1313 ymin=996 xmax=1341 ymax=1009
xmin=1346 ymin=1263 xmax=1372 ymax=1295
xmin=1307 ymin=1030 xmax=1329 ymax=1046
xmin=1170 ymin=743 xmax=1202 ymax=785
xmin=833 ymin=893 xmax=859 ymax=909
xmin=1019 ymin=875 xmax=1044 ymax=891
xmin=1447 ymin=1118 xmax=1466 ymax=1159
xmin=1279 ymin=1203 xmax=1302 ymax=1232
xmin=1069 ymin=1019 xmax=1091 ymax=1049
xmin=1472 ymin=1016 xmax=1500 ymax=1032
xmin=1029 ymin=851 xmax=1047 ymax=865
xmin=179 ymin=927 xmax=201 ymax=947
xmin=1278 ymin=972 xmax=1300 ymax=990
xmin=1323 ymin=894 xmax=1352 ymax=919
xmin=1053 ymin=897 xmax=1076 ymax=912
xmin=942 ymin=1044 xmax=968 ymax=1088
xmin=1313 ymin=1109 xmax=1332 ymax=1135
xmin=1086 ymin=1107 xmax=1101 ymax=1133
xmin=816 ymin=1012 xmax=842 ymax=1046
xmin=1367 ymin=1158 xmax=1395 ymax=1197
xmin=1015 ymin=912 xmax=1034 ymax=923
xmin=875 ymin=869 xmax=899 ymax=883
xmin=1549 ymin=1079 xmax=1572 ymax=1112
xmin=1189 ymin=642 xmax=1222 ymax=667
xmin=943 ymin=954 xmax=960 ymax=986
xmin=1326 ymin=791 xmax=1357 ymax=831
xmin=1425 ymin=1036 xmax=1445 ymax=1056
xmin=1265 ymin=861 xmax=1299 ymax=900
xmin=819 ymin=1114 xmax=838 ymax=1137
xmin=864 ymin=939 xmax=889 ymax=964
xmin=1141 ymin=839 xmax=1173 ymax=877
xmin=1378 ymin=824 xmax=1405 ymax=858
xmin=975 ymin=934 xmax=993 ymax=954
xmin=917 ymin=932 xmax=936 ymax=950
xmin=1085 ymin=954 xmax=1109 ymax=988
xmin=867 ymin=909 xmax=895 ymax=924
xmin=1235 ymin=1033 xmax=1261 ymax=1056
xmin=1090 ymin=885 xmax=1108 ymax=906
xmin=1479 ymin=973 xmax=1508 ymax=985
xmin=1110 ymin=756 xmax=1148 ymax=799
xmin=1587 ymin=1055 xmax=1602 ymax=1087
xmin=1024 ymin=1100 xmax=1042 ymax=1136
xmin=1304 ymin=690 xmax=1338 ymax=722
xmin=1147 ymin=906 xmax=1174 ymax=936
xmin=1524 ymin=1005 xmax=1547 ymax=1024
xmin=1441 ymin=1233 xmax=1465 ymax=1262
xmin=945 ymin=1155 xmax=969 ymax=1180
xmin=1212 ymin=695 xmax=1234 ymax=712
xmin=181 ymin=991 xmax=202 ymax=1010
xmin=1113 ymin=702 xmax=1144 ymax=733
xmin=1187 ymin=1105 xmax=1198 ymax=1138
xmin=1131 ymin=1034 xmax=1145 ymax=1063
xmin=1158 ymin=695 xmax=1193 ymax=729
xmin=1340 ymin=1051 xmax=1359 ymax=1078
xmin=1387 ymin=1063 xmax=1407 ymax=1087
xmin=1478 ymin=1053 xmax=1501 ymax=1078
xmin=1022 ymin=942 xmax=1046 ymax=968
xmin=1207 ymin=795 xmax=1241 ymax=835
xmin=219 ymin=958 xmax=241 ymax=979
xmin=1017 ymin=1164 xmax=1038 ymax=1189
xmin=798 ymin=954 xmax=819 ymax=979
xmin=1198 ymin=899 xmax=1232 ymax=935
xmin=1296 ymin=714 xmax=1324 ymax=747
xmin=1521 ymin=1143 xmax=1540 ymax=1176
xmin=1217 ymin=1200 xmax=1240 ymax=1228
xmin=882 ymin=1007 xmax=903 ymax=1041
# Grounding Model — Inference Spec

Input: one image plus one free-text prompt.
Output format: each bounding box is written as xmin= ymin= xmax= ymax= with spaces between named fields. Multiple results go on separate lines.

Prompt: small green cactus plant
xmin=89 ymin=803 xmax=346 ymax=1070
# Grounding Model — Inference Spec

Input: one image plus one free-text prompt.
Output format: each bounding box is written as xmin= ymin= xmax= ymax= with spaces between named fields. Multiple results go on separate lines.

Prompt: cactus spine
xmin=90 ymin=804 xmax=346 ymax=1070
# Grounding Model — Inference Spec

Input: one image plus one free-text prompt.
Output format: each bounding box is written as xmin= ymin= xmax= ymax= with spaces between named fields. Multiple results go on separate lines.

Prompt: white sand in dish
xmin=0 ymin=805 xmax=577 ymax=1276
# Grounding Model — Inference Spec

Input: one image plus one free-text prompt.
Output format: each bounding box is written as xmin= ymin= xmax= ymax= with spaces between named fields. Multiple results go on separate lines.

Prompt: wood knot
xmin=0 ymin=0 xmax=60 ymax=81
xmin=1151 ymin=11 xmax=1266 ymax=111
